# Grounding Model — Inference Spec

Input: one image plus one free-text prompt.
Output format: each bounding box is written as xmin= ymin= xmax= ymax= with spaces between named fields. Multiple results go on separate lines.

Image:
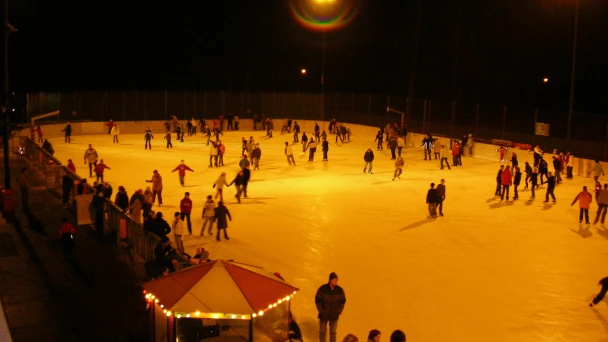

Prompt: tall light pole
xmin=566 ymin=0 xmax=580 ymax=146
xmin=3 ymin=0 xmax=12 ymax=190
xmin=321 ymin=30 xmax=325 ymax=127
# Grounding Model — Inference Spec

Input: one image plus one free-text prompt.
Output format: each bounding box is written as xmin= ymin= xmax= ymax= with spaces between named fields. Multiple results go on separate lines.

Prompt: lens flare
xmin=289 ymin=0 xmax=359 ymax=32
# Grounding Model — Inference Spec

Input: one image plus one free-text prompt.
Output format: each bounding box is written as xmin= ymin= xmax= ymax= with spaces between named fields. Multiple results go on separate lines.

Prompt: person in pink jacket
xmin=500 ymin=165 xmax=513 ymax=201
xmin=572 ymin=186 xmax=593 ymax=224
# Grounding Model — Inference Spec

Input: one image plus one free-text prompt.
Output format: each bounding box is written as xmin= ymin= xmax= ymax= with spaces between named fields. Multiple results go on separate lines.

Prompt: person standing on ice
xmin=228 ymin=170 xmax=245 ymax=203
xmin=363 ymin=148 xmax=374 ymax=174
xmin=111 ymin=124 xmax=120 ymax=143
xmin=538 ymin=157 xmax=549 ymax=185
xmin=172 ymin=212 xmax=185 ymax=253
xmin=530 ymin=167 xmax=539 ymax=198
xmin=239 ymin=155 xmax=250 ymax=171
xmin=144 ymin=128 xmax=154 ymax=150
xmin=209 ymin=141 xmax=219 ymax=168
xmin=164 ymin=130 xmax=173 ymax=148
xmin=393 ymin=157 xmax=404 ymax=181
xmin=513 ymin=166 xmax=522 ymax=200
xmin=566 ymin=152 xmax=574 ymax=179
xmin=247 ymin=137 xmax=255 ymax=164
xmin=242 ymin=166 xmax=251 ymax=198
xmin=241 ymin=137 xmax=248 ymax=156
xmin=214 ymin=201 xmax=232 ymax=241
xmin=293 ymin=121 xmax=300 ymax=142
xmin=172 ymin=160 xmax=194 ymax=186
xmin=589 ymin=276 xmax=608 ymax=307
xmin=314 ymin=123 xmax=320 ymax=142
xmin=145 ymin=170 xmax=164 ymax=207
xmin=589 ymin=160 xmax=605 ymax=183
xmin=496 ymin=146 xmax=507 ymax=162
xmin=524 ymin=162 xmax=532 ymax=189
xmin=285 ymin=142 xmax=296 ymax=166
xmin=420 ymin=134 xmax=433 ymax=160
xmin=532 ymin=145 xmax=543 ymax=167
xmin=571 ymin=186 xmax=592 ymax=224
xmin=94 ymin=159 xmax=111 ymax=183
xmin=179 ymin=192 xmax=193 ymax=235
xmin=432 ymin=139 xmax=441 ymax=160
xmin=307 ymin=139 xmax=318 ymax=162
xmin=387 ymin=136 xmax=397 ymax=160
xmin=594 ymin=184 xmax=608 ymax=224
xmin=83 ymin=144 xmax=99 ymax=177
xmin=552 ymin=156 xmax=562 ymax=184
xmin=464 ymin=133 xmax=473 ymax=157
xmin=301 ymin=132 xmax=309 ymax=152
xmin=213 ymin=172 xmax=229 ymax=201
xmin=544 ymin=171 xmax=557 ymax=203
xmin=426 ymin=183 xmax=439 ymax=218
xmin=436 ymin=179 xmax=446 ymax=216
xmin=439 ymin=144 xmax=451 ymax=170
xmin=511 ymin=152 xmax=518 ymax=170
xmin=495 ymin=165 xmax=504 ymax=196
xmin=62 ymin=122 xmax=72 ymax=143
xmin=397 ymin=135 xmax=405 ymax=157
xmin=374 ymin=131 xmax=384 ymax=151
xmin=201 ymin=195 xmax=216 ymax=235
xmin=315 ymin=272 xmax=346 ymax=342
xmin=500 ymin=165 xmax=512 ymax=201
xmin=217 ymin=140 xmax=226 ymax=167
xmin=452 ymin=140 xmax=461 ymax=166
xmin=251 ymin=143 xmax=262 ymax=170
xmin=322 ymin=138 xmax=329 ymax=162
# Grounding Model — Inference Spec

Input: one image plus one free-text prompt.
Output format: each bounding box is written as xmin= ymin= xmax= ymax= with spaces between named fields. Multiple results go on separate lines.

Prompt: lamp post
xmin=321 ymin=30 xmax=325 ymax=128
xmin=3 ymin=0 xmax=12 ymax=190
xmin=566 ymin=0 xmax=580 ymax=146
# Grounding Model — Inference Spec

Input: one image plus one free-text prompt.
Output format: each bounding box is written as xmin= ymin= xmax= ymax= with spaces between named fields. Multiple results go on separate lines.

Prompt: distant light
xmin=301 ymin=68 xmax=307 ymax=75
xmin=543 ymin=78 xmax=549 ymax=84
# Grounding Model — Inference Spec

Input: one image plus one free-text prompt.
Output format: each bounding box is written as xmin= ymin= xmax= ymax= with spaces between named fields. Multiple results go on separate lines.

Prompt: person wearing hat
xmin=315 ymin=272 xmax=346 ymax=342
xmin=214 ymin=201 xmax=232 ymax=241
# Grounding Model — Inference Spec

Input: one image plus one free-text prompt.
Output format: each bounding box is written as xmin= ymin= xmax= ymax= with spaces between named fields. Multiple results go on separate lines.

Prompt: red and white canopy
xmin=143 ymin=260 xmax=299 ymax=319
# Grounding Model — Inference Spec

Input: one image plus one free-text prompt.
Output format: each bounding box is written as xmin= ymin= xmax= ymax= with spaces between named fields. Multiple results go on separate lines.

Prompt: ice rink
xmin=48 ymin=130 xmax=608 ymax=341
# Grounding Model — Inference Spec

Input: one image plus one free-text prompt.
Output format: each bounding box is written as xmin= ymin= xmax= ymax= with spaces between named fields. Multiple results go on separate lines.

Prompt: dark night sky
xmin=6 ymin=0 xmax=608 ymax=113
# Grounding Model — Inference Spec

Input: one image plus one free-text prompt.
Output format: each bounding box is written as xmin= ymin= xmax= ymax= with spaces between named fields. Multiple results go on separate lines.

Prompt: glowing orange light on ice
xmin=289 ymin=0 xmax=359 ymax=32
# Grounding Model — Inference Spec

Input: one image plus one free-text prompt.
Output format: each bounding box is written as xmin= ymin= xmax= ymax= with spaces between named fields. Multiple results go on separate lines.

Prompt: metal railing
xmin=15 ymin=136 xmax=160 ymax=269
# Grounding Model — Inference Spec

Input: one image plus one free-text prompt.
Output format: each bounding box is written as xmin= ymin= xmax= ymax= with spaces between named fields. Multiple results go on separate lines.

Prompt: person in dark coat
xmin=61 ymin=170 xmax=73 ymax=208
xmin=590 ymin=276 xmax=608 ymax=307
xmin=495 ymin=165 xmax=504 ymax=196
xmin=426 ymin=183 xmax=439 ymax=218
xmin=61 ymin=122 xmax=72 ymax=143
xmin=93 ymin=185 xmax=106 ymax=235
xmin=214 ymin=201 xmax=232 ymax=241
xmin=242 ymin=166 xmax=251 ymax=198
xmin=544 ymin=172 xmax=556 ymax=203
xmin=42 ymin=139 xmax=55 ymax=155
xmin=114 ymin=186 xmax=129 ymax=210
xmin=513 ymin=166 xmax=522 ymax=200
xmin=151 ymin=212 xmax=172 ymax=238
xmin=322 ymin=138 xmax=329 ymax=162
xmin=552 ymin=156 xmax=562 ymax=184
xmin=363 ymin=148 xmax=374 ymax=174
xmin=315 ymin=272 xmax=346 ymax=342
xmin=229 ymin=171 xmax=245 ymax=203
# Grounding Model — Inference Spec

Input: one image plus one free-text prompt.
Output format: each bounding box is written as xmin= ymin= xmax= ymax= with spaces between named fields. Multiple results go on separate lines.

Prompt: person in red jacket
xmin=451 ymin=141 xmax=461 ymax=167
xmin=58 ymin=217 xmax=76 ymax=254
xmin=67 ymin=159 xmax=76 ymax=174
xmin=180 ymin=192 xmax=193 ymax=235
xmin=107 ymin=119 xmax=114 ymax=134
xmin=500 ymin=165 xmax=513 ymax=201
xmin=94 ymin=159 xmax=111 ymax=183
xmin=571 ymin=186 xmax=592 ymax=224
xmin=172 ymin=160 xmax=194 ymax=186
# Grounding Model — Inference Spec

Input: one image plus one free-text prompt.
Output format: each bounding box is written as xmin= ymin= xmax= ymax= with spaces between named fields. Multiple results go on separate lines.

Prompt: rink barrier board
xmin=15 ymin=120 xmax=604 ymax=179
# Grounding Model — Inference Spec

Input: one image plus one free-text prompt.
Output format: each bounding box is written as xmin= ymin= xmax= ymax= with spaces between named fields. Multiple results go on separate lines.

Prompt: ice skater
xmin=214 ymin=201 xmax=231 ymax=241
xmin=544 ymin=171 xmax=556 ymax=203
xmin=524 ymin=162 xmax=532 ymax=189
xmin=322 ymin=138 xmax=329 ymax=162
xmin=421 ymin=134 xmax=433 ymax=160
xmin=285 ymin=142 xmax=296 ymax=166
xmin=375 ymin=131 xmax=384 ymax=151
xmin=495 ymin=165 xmax=504 ymax=196
xmin=589 ymin=160 xmax=605 ymax=183
xmin=145 ymin=170 xmax=164 ymax=206
xmin=315 ymin=272 xmax=346 ymax=342
xmin=111 ymin=124 xmax=120 ymax=143
xmin=496 ymin=145 xmax=507 ymax=162
xmin=293 ymin=121 xmax=300 ymax=142
xmin=590 ymin=276 xmax=608 ymax=307
xmin=251 ymin=143 xmax=262 ymax=170
xmin=62 ymin=122 xmax=72 ymax=143
xmin=301 ymin=132 xmax=309 ymax=152
xmin=179 ymin=192 xmax=193 ymax=235
xmin=539 ymin=157 xmax=549 ymax=184
xmin=532 ymin=145 xmax=543 ymax=167
xmin=440 ymin=145 xmax=451 ymax=170
xmin=213 ymin=172 xmax=229 ymax=201
xmin=209 ymin=141 xmax=219 ymax=168
xmin=452 ymin=141 xmax=461 ymax=166
xmin=314 ymin=122 xmax=320 ymax=141
xmin=500 ymin=165 xmax=512 ymax=201
xmin=144 ymin=128 xmax=154 ymax=149
xmin=228 ymin=170 xmax=245 ymax=203
xmin=571 ymin=186 xmax=592 ymax=224
xmin=530 ymin=167 xmax=539 ymax=198
xmin=164 ymin=130 xmax=173 ymax=148
xmin=436 ymin=179 xmax=446 ymax=216
xmin=363 ymin=148 xmax=374 ymax=174
xmin=426 ymin=183 xmax=439 ymax=218
xmin=513 ymin=166 xmax=521 ymax=200
xmin=94 ymin=159 xmax=111 ymax=183
xmin=393 ymin=157 xmax=404 ymax=181
xmin=83 ymin=144 xmax=99 ymax=177
xmin=201 ymin=195 xmax=215 ymax=235
xmin=172 ymin=160 xmax=194 ymax=186
xmin=552 ymin=156 xmax=563 ymax=184
xmin=306 ymin=139 xmax=318 ymax=162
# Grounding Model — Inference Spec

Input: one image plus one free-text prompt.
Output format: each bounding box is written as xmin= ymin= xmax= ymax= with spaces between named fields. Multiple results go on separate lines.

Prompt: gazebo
xmin=143 ymin=259 xmax=300 ymax=341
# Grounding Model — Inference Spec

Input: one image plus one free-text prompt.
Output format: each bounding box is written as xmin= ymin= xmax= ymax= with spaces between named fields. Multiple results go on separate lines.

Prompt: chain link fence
xmin=27 ymin=91 xmax=608 ymax=160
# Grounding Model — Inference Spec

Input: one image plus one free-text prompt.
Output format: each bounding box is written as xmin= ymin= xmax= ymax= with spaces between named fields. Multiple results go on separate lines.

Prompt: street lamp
xmin=543 ymin=77 xmax=549 ymax=84
xmin=566 ymin=0 xmax=580 ymax=146
xmin=301 ymin=68 xmax=307 ymax=75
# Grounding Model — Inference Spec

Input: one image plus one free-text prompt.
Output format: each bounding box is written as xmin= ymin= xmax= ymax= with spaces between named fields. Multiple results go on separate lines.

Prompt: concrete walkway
xmin=0 ymin=157 xmax=147 ymax=342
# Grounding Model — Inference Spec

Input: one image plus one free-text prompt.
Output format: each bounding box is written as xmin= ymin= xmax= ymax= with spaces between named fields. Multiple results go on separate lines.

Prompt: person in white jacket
xmin=172 ymin=212 xmax=185 ymax=253
xmin=285 ymin=142 xmax=296 ymax=166
xmin=201 ymin=195 xmax=216 ymax=235
xmin=111 ymin=125 xmax=120 ymax=143
xmin=589 ymin=160 xmax=605 ymax=183
xmin=213 ymin=172 xmax=229 ymax=201
xmin=209 ymin=141 xmax=219 ymax=168
xmin=440 ymin=145 xmax=451 ymax=170
xmin=397 ymin=135 xmax=406 ymax=157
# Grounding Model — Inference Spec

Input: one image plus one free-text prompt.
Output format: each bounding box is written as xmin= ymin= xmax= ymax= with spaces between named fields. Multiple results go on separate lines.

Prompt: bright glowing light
xmin=258 ymin=311 xmax=264 ymax=316
xmin=289 ymin=0 xmax=359 ymax=32
xmin=543 ymin=77 xmax=549 ymax=83
xmin=252 ymin=313 xmax=257 ymax=318
xmin=301 ymin=68 xmax=307 ymax=74
xmin=195 ymin=311 xmax=201 ymax=316
xmin=186 ymin=314 xmax=190 ymax=318
xmin=232 ymin=315 xmax=236 ymax=319
xmin=166 ymin=311 xmax=172 ymax=317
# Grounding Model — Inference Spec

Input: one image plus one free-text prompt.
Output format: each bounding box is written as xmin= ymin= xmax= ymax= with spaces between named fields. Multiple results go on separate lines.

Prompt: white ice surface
xmin=49 ymin=131 xmax=608 ymax=342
